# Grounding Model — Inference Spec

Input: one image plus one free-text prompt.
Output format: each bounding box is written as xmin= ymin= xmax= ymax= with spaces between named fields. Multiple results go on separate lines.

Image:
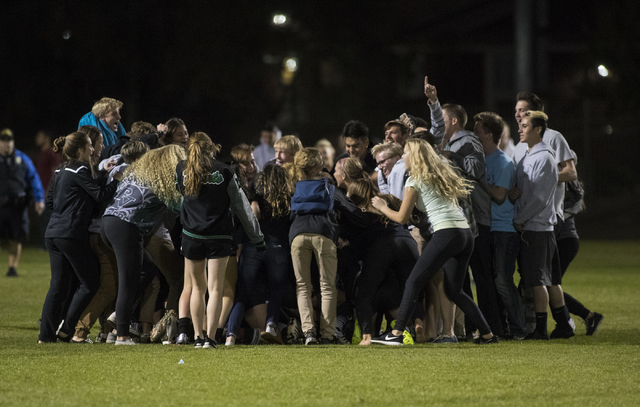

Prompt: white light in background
xmin=598 ymin=65 xmax=609 ymax=77
xmin=63 ymin=30 xmax=72 ymax=40
xmin=285 ymin=58 xmax=298 ymax=72
xmin=273 ymin=14 xmax=287 ymax=25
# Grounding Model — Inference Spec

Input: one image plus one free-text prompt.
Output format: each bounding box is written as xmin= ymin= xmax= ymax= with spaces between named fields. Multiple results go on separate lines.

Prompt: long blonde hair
xmin=124 ymin=145 xmax=185 ymax=208
xmin=254 ymin=164 xmax=293 ymax=219
xmin=291 ymin=147 xmax=324 ymax=183
xmin=184 ymin=132 xmax=221 ymax=197
xmin=405 ymin=138 xmax=471 ymax=202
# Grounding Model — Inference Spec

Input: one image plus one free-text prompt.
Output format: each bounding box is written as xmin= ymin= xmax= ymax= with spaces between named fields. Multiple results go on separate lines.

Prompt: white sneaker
xmin=106 ymin=332 xmax=117 ymax=344
xmin=115 ymin=338 xmax=137 ymax=346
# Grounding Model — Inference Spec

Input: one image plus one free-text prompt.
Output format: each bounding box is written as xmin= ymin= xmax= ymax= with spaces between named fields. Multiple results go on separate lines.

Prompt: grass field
xmin=1 ymin=241 xmax=639 ymax=406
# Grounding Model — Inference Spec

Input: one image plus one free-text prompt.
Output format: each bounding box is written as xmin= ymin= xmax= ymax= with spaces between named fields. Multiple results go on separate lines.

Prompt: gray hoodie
xmin=513 ymin=141 xmax=558 ymax=231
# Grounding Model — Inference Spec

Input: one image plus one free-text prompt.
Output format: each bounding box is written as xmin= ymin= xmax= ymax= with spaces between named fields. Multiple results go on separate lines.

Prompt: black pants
xmin=39 ymin=237 xmax=100 ymax=342
xmin=395 ymin=228 xmax=491 ymax=336
xmin=355 ymin=234 xmax=419 ymax=335
xmin=556 ymin=237 xmax=590 ymax=319
xmin=101 ymin=216 xmax=157 ymax=337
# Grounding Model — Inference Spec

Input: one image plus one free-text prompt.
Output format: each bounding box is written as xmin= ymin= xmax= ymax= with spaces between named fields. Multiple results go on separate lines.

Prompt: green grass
xmin=1 ymin=241 xmax=639 ymax=406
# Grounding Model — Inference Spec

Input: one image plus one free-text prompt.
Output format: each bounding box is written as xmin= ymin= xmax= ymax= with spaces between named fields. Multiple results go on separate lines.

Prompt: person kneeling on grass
xmin=175 ymin=132 xmax=265 ymax=349
xmin=370 ymin=138 xmax=497 ymax=345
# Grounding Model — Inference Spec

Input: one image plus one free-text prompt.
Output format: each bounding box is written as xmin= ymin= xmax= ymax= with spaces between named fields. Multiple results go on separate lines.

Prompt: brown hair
xmin=52 ymin=132 xmax=90 ymax=164
xmin=162 ymin=118 xmax=187 ymax=146
xmin=184 ymin=132 xmax=221 ymax=197
xmin=474 ymin=112 xmax=505 ymax=144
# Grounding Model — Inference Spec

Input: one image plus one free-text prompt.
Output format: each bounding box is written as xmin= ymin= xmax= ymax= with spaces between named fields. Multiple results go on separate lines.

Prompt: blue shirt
xmin=485 ymin=149 xmax=515 ymax=232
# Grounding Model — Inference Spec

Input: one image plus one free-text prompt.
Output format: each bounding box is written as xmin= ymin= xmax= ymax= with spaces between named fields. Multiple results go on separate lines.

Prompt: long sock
xmin=178 ymin=317 xmax=191 ymax=335
xmin=564 ymin=292 xmax=590 ymax=320
xmin=551 ymin=306 xmax=571 ymax=330
xmin=535 ymin=312 xmax=548 ymax=335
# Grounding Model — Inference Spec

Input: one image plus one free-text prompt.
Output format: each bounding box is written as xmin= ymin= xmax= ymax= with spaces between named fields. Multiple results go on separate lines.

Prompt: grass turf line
xmin=0 ymin=241 xmax=639 ymax=406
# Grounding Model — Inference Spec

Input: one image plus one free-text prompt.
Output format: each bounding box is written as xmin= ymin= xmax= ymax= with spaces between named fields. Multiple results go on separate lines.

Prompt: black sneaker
xmin=6 ymin=267 xmax=18 ymax=277
xmin=318 ymin=336 xmax=339 ymax=345
xmin=371 ymin=332 xmax=403 ymax=346
xmin=194 ymin=337 xmax=205 ymax=349
xmin=524 ymin=331 xmax=550 ymax=341
xmin=474 ymin=335 xmax=499 ymax=344
xmin=203 ymin=338 xmax=217 ymax=349
xmin=304 ymin=331 xmax=318 ymax=345
xmin=550 ymin=326 xmax=575 ymax=339
xmin=585 ymin=313 xmax=604 ymax=336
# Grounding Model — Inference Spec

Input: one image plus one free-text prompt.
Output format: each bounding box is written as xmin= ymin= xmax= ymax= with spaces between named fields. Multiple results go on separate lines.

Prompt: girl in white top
xmin=370 ymin=138 xmax=496 ymax=345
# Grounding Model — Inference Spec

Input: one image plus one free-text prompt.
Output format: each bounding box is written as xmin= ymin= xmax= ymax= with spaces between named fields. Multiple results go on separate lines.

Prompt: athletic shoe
xmin=115 ymin=338 xmax=137 ymax=346
xmin=304 ymin=331 xmax=318 ymax=345
xmin=107 ymin=311 xmax=117 ymax=327
xmin=203 ymin=338 xmax=217 ymax=349
xmin=194 ymin=337 xmax=205 ymax=349
xmin=96 ymin=332 xmax=108 ymax=343
xmin=550 ymin=326 xmax=575 ymax=339
xmin=225 ymin=335 xmax=236 ymax=347
xmin=284 ymin=317 xmax=302 ymax=345
xmin=585 ymin=313 xmax=604 ymax=336
xmin=106 ymin=332 xmax=117 ymax=344
xmin=56 ymin=333 xmax=71 ymax=343
xmin=319 ymin=335 xmax=340 ymax=345
xmin=261 ymin=328 xmax=283 ymax=345
xmin=425 ymin=337 xmax=439 ymax=343
xmin=474 ymin=335 xmax=499 ymax=344
xmin=523 ymin=331 xmax=550 ymax=341
xmin=433 ymin=335 xmax=458 ymax=344
xmin=371 ymin=332 xmax=403 ymax=346
xmin=6 ymin=267 xmax=18 ymax=277
xmin=139 ymin=333 xmax=150 ymax=344
xmin=176 ymin=333 xmax=191 ymax=345
xmin=71 ymin=338 xmax=94 ymax=344
xmin=247 ymin=328 xmax=262 ymax=345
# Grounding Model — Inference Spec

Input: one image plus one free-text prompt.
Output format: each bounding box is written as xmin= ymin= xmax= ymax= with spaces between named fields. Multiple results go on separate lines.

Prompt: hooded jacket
xmin=513 ymin=141 xmax=558 ymax=231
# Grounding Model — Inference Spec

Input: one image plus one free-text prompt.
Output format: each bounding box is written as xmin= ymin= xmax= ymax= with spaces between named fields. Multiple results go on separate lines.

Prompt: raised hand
xmin=424 ymin=76 xmax=437 ymax=103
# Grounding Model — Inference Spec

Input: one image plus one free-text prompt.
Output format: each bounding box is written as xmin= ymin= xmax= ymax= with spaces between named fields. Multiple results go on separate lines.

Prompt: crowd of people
xmin=0 ymin=75 xmax=604 ymax=348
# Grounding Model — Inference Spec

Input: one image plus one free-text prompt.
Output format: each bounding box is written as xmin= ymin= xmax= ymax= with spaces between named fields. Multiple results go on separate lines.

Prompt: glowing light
xmin=598 ymin=65 xmax=609 ymax=77
xmin=604 ymin=125 xmax=613 ymax=135
xmin=63 ymin=30 xmax=72 ymax=40
xmin=273 ymin=14 xmax=287 ymax=25
xmin=285 ymin=58 xmax=298 ymax=72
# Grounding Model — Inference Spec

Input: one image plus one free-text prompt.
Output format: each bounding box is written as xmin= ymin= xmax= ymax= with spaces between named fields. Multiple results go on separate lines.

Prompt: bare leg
xmin=548 ymin=285 xmax=565 ymax=308
xmin=205 ymin=257 xmax=229 ymax=339
xmin=245 ymin=303 xmax=267 ymax=332
xmin=217 ymin=256 xmax=237 ymax=330
xmin=9 ymin=241 xmax=22 ymax=269
xmin=533 ymin=286 xmax=550 ymax=312
xmin=187 ymin=259 xmax=207 ymax=340
xmin=435 ymin=272 xmax=456 ymax=337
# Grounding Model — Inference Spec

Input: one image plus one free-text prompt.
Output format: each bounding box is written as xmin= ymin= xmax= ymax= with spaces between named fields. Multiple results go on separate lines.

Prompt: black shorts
xmin=181 ymin=234 xmax=232 ymax=260
xmin=518 ymin=231 xmax=555 ymax=287
xmin=0 ymin=206 xmax=29 ymax=242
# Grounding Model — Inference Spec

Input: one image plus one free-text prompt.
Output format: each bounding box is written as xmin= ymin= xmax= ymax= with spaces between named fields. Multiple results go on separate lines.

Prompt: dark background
xmin=1 ymin=0 xmax=638 ymax=238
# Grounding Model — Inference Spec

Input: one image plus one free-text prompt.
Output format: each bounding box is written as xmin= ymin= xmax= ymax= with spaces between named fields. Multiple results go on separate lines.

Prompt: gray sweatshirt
xmin=513 ymin=141 xmax=558 ymax=231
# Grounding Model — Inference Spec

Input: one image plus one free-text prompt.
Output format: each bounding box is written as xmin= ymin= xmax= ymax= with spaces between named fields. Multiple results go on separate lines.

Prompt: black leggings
xmin=557 ymin=237 xmax=590 ymax=319
xmin=395 ymin=227 xmax=492 ymax=336
xmin=101 ymin=216 xmax=157 ymax=337
xmin=355 ymin=234 xmax=419 ymax=335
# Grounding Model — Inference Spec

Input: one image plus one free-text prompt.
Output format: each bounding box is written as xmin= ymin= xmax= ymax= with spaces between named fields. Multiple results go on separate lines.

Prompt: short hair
xmin=121 ymin=141 xmax=149 ymax=164
xmin=411 ymin=130 xmax=436 ymax=147
xmin=415 ymin=117 xmax=429 ymax=130
xmin=91 ymin=97 xmax=123 ymax=119
xmin=274 ymin=135 xmax=303 ymax=154
xmin=474 ymin=112 xmax=505 ymax=144
xmin=383 ymin=121 xmax=409 ymax=135
xmin=517 ymin=92 xmax=544 ymax=112
xmin=341 ymin=120 xmax=369 ymax=141
xmin=129 ymin=121 xmax=157 ymax=139
xmin=371 ymin=142 xmax=403 ymax=159
xmin=524 ymin=111 xmax=548 ymax=135
xmin=442 ymin=104 xmax=468 ymax=128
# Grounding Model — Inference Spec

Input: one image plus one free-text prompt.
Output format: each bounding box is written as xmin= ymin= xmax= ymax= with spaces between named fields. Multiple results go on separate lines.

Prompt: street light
xmin=597 ymin=65 xmax=609 ymax=77
xmin=272 ymin=14 xmax=287 ymax=26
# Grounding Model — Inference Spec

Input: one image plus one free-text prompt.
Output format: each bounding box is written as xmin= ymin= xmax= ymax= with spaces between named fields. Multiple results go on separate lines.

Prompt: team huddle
xmin=25 ymin=76 xmax=603 ymax=348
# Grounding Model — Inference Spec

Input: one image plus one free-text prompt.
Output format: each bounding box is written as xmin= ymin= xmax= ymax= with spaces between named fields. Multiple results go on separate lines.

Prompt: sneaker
xmin=371 ymin=332 xmax=403 ymax=346
xmin=176 ymin=333 xmax=191 ymax=345
xmin=523 ymin=331 xmax=550 ymax=341
xmin=318 ymin=336 xmax=339 ymax=345
xmin=203 ymin=338 xmax=217 ymax=349
xmin=139 ymin=333 xmax=151 ymax=344
xmin=284 ymin=317 xmax=302 ymax=345
xmin=585 ymin=312 xmax=604 ymax=336
xmin=247 ymin=328 xmax=262 ymax=345
xmin=106 ymin=332 xmax=117 ymax=344
xmin=225 ymin=335 xmax=236 ymax=347
xmin=71 ymin=337 xmax=94 ymax=344
xmin=433 ymin=335 xmax=458 ymax=344
xmin=96 ymin=332 xmax=108 ymax=343
xmin=304 ymin=331 xmax=318 ymax=345
xmin=194 ymin=337 xmax=205 ymax=349
xmin=550 ymin=326 xmax=575 ymax=339
xmin=115 ymin=338 xmax=137 ymax=346
xmin=261 ymin=324 xmax=283 ymax=345
xmin=107 ymin=311 xmax=117 ymax=327
xmin=425 ymin=337 xmax=439 ymax=343
xmin=129 ymin=322 xmax=141 ymax=338
xmin=6 ymin=267 xmax=18 ymax=277
xmin=474 ymin=335 xmax=499 ymax=344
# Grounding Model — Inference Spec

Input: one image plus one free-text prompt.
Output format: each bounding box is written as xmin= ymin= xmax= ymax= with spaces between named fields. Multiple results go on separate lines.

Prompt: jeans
xmin=492 ymin=231 xmax=526 ymax=337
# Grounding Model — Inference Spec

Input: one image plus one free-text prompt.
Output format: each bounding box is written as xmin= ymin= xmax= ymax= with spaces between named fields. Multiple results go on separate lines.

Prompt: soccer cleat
xmin=523 ymin=331 xmax=550 ymax=341
xmin=176 ymin=333 xmax=191 ymax=345
xmin=433 ymin=335 xmax=458 ymax=344
xmin=371 ymin=332 xmax=403 ymax=346
xmin=193 ymin=337 xmax=205 ymax=349
xmin=585 ymin=313 xmax=604 ymax=336
xmin=304 ymin=331 xmax=318 ymax=345
xmin=6 ymin=267 xmax=18 ymax=277
xmin=115 ymin=338 xmax=137 ymax=346
xmin=203 ymin=338 xmax=217 ymax=349
xmin=474 ymin=335 xmax=499 ymax=344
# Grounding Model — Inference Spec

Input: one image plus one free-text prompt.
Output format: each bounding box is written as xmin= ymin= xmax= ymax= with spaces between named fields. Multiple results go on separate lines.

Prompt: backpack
xmin=291 ymin=178 xmax=335 ymax=215
xmin=564 ymin=179 xmax=585 ymax=216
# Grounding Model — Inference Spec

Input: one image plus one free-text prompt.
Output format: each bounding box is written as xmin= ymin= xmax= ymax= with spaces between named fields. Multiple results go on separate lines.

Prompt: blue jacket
xmin=78 ymin=112 xmax=126 ymax=147
xmin=0 ymin=148 xmax=44 ymax=203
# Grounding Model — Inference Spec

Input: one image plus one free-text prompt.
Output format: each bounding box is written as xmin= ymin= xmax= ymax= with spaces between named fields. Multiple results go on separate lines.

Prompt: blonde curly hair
xmin=123 ymin=144 xmax=186 ymax=208
xmin=405 ymin=138 xmax=471 ymax=203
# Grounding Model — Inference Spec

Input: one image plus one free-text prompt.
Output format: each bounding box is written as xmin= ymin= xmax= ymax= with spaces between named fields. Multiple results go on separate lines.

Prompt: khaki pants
xmin=145 ymin=234 xmax=184 ymax=312
xmin=291 ymin=233 xmax=337 ymax=339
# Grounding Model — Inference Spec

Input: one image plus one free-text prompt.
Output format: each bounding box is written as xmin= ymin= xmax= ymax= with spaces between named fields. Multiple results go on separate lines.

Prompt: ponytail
xmin=184 ymin=132 xmax=220 ymax=196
